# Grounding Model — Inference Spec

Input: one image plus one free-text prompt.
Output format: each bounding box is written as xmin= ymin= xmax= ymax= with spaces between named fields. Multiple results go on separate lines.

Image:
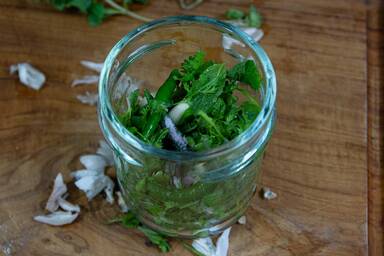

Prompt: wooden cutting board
xmin=0 ymin=0 xmax=382 ymax=255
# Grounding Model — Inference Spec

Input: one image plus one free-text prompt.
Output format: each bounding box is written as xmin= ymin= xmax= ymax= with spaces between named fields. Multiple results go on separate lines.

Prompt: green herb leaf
xmin=187 ymin=64 xmax=226 ymax=101
xmin=182 ymin=50 xmax=206 ymax=76
xmin=138 ymin=226 xmax=171 ymax=253
xmin=121 ymin=211 xmax=140 ymax=228
xmin=50 ymin=0 xmax=92 ymax=12
xmin=225 ymin=8 xmax=245 ymax=19
xmin=87 ymin=2 xmax=106 ymax=26
xmin=247 ymin=5 xmax=262 ymax=28
xmin=228 ymin=60 xmax=261 ymax=90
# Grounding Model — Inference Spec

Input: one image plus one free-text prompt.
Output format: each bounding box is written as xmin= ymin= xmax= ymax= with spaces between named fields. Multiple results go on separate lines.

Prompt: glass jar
xmin=98 ymin=16 xmax=276 ymax=238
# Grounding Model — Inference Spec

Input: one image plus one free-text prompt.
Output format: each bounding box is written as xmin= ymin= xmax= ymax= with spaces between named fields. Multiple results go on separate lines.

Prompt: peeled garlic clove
xmin=80 ymin=154 xmax=107 ymax=171
xmin=45 ymin=173 xmax=68 ymax=213
xmin=10 ymin=63 xmax=46 ymax=90
xmin=58 ymin=198 xmax=80 ymax=213
xmin=33 ymin=211 xmax=79 ymax=226
xmin=168 ymin=102 xmax=190 ymax=125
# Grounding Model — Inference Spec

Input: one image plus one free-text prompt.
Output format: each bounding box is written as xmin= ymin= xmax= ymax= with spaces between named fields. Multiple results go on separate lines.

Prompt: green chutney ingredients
xmin=115 ymin=50 xmax=263 ymax=235
xmin=118 ymin=50 xmax=261 ymax=152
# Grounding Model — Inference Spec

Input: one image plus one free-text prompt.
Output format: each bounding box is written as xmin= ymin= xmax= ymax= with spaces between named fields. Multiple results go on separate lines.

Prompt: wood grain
xmin=0 ymin=0 xmax=379 ymax=255
xmin=367 ymin=0 xmax=384 ymax=255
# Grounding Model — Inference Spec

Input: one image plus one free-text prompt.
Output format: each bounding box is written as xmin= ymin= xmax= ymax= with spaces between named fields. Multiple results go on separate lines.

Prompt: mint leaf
xmin=226 ymin=8 xmax=245 ymax=19
xmin=228 ymin=60 xmax=261 ymax=90
xmin=187 ymin=64 xmax=226 ymax=100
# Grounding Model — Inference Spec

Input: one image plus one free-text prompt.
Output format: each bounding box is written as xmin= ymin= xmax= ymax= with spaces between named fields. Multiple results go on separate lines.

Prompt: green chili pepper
xmin=155 ymin=69 xmax=180 ymax=104
xmin=142 ymin=69 xmax=179 ymax=139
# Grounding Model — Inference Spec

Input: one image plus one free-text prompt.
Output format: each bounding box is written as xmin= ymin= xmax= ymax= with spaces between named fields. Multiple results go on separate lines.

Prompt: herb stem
xmin=237 ymin=87 xmax=260 ymax=108
xmin=104 ymin=0 xmax=152 ymax=22
xmin=197 ymin=110 xmax=225 ymax=141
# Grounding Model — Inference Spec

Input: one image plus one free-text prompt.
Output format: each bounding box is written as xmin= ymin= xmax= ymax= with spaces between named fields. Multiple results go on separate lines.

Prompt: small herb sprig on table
xmin=226 ymin=4 xmax=262 ymax=28
xmin=109 ymin=212 xmax=171 ymax=253
xmin=47 ymin=0 xmax=151 ymax=26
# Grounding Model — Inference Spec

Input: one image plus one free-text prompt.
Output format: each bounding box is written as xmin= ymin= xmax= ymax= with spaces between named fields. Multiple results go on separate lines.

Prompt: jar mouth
xmin=99 ymin=15 xmax=276 ymax=161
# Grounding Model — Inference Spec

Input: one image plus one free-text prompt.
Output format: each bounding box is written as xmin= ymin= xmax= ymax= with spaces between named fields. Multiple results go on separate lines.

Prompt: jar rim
xmin=99 ymin=15 xmax=276 ymax=161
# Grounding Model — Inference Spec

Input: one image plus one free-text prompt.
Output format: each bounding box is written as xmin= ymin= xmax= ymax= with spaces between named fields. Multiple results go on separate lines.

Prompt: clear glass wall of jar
xmin=98 ymin=16 xmax=276 ymax=238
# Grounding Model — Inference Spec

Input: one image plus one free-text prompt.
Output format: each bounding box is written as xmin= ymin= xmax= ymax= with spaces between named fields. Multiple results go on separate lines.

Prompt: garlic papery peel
xmin=192 ymin=237 xmax=216 ymax=256
xmin=71 ymin=169 xmax=100 ymax=180
xmin=71 ymin=75 xmax=99 ymax=87
xmin=80 ymin=60 xmax=104 ymax=73
xmin=33 ymin=211 xmax=79 ymax=226
xmin=57 ymin=198 xmax=80 ymax=213
xmin=80 ymin=154 xmax=107 ymax=171
xmin=45 ymin=173 xmax=68 ymax=213
xmin=215 ymin=227 xmax=231 ymax=256
xmin=74 ymin=175 xmax=114 ymax=201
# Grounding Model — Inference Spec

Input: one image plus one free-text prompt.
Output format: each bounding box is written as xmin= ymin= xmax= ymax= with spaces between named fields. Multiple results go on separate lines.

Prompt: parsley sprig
xmin=48 ymin=0 xmax=151 ymax=26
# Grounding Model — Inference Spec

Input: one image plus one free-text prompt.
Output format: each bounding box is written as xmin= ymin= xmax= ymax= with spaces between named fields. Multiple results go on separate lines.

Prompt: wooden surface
xmin=0 ymin=0 xmax=382 ymax=255
xmin=367 ymin=0 xmax=384 ymax=255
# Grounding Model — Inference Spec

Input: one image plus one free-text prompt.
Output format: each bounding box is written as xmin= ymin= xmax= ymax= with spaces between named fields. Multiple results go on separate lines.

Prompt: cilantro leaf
xmin=182 ymin=50 xmax=206 ymax=75
xmin=228 ymin=60 xmax=261 ymax=90
xmin=225 ymin=8 xmax=245 ymax=19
